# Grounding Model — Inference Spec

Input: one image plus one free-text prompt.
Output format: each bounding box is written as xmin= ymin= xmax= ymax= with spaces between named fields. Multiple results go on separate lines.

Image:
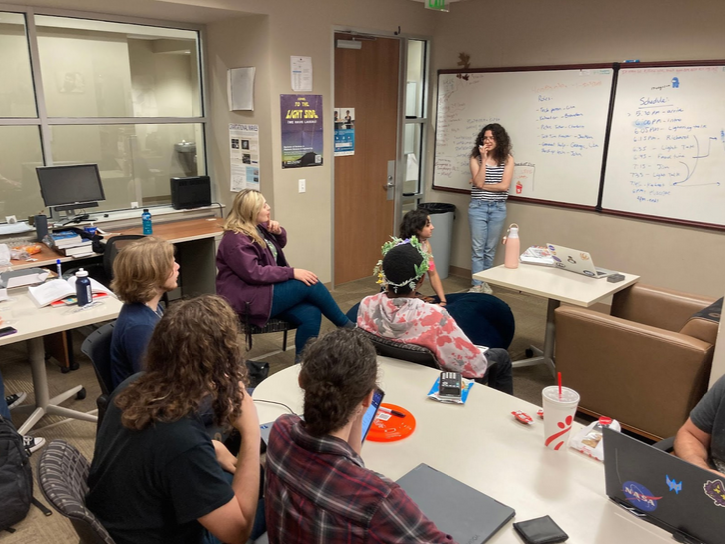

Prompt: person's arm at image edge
xmin=674 ymin=418 xmax=723 ymax=475
xmin=199 ymin=392 xmax=261 ymax=543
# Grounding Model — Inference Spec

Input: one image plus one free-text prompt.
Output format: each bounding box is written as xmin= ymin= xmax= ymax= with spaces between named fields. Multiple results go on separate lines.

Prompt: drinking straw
xmin=558 ymin=372 xmax=562 ymax=399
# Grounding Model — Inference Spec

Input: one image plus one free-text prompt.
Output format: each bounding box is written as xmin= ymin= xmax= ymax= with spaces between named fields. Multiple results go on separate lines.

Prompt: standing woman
xmin=216 ymin=189 xmax=353 ymax=357
xmin=468 ymin=123 xmax=514 ymax=294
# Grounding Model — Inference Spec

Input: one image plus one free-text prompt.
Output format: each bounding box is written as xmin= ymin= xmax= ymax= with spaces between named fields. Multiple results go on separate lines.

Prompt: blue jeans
xmin=0 ymin=371 xmax=10 ymax=420
xmin=270 ymin=280 xmax=351 ymax=355
xmin=469 ymin=200 xmax=507 ymax=286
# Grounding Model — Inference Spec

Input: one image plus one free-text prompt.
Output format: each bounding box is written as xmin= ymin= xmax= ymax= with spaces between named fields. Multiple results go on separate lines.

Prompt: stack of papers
xmin=520 ymin=245 xmax=555 ymax=267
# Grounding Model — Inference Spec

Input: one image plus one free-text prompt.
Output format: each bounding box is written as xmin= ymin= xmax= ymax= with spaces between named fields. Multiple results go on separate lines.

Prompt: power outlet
xmin=298 ymin=179 xmax=306 ymax=193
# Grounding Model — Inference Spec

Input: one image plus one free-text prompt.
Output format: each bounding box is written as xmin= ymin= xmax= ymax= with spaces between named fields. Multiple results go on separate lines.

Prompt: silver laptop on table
xmin=546 ymin=243 xmax=616 ymax=279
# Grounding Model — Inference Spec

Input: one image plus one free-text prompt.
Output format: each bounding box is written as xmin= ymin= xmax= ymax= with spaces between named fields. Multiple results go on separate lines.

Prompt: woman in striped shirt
xmin=468 ymin=123 xmax=514 ymax=294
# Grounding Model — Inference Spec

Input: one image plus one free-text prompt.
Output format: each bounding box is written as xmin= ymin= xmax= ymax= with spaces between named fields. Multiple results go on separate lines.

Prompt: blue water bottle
xmin=142 ymin=208 xmax=153 ymax=235
xmin=75 ymin=268 xmax=92 ymax=307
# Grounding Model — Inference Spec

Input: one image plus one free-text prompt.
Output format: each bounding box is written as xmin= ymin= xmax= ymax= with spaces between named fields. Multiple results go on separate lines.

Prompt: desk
xmin=0 ymin=289 xmax=122 ymax=434
xmin=253 ymin=358 xmax=671 ymax=543
xmin=473 ymin=265 xmax=640 ymax=374
xmin=10 ymin=217 xmax=224 ymax=296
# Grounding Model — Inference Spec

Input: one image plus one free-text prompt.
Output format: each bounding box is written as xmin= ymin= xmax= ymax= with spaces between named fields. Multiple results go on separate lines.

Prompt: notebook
xmin=397 ymin=463 xmax=515 ymax=544
xmin=546 ymin=243 xmax=616 ymax=279
xmin=603 ymin=428 xmax=725 ymax=544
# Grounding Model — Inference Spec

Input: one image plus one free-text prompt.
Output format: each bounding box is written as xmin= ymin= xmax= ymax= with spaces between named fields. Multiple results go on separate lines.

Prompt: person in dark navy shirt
xmin=109 ymin=237 xmax=179 ymax=389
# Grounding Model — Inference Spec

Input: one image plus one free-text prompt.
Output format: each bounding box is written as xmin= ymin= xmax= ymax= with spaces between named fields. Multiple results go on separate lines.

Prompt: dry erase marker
xmin=56 ymin=258 xmax=62 ymax=278
xmin=379 ymin=406 xmax=405 ymax=418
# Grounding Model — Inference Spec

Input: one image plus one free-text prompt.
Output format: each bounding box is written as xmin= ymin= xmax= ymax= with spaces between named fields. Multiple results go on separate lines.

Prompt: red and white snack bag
xmin=570 ymin=416 xmax=621 ymax=461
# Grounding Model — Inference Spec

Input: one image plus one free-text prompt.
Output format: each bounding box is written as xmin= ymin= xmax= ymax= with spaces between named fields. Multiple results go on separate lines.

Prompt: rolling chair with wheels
xmin=80 ymin=322 xmax=115 ymax=429
xmin=37 ymin=440 xmax=116 ymax=544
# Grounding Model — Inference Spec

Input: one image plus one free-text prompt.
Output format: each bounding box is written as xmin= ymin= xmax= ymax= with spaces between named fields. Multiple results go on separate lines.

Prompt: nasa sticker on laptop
xmin=622 ymin=481 xmax=662 ymax=512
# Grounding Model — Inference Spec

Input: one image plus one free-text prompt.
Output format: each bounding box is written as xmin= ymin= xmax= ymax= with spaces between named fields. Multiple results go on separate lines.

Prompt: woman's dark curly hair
xmin=382 ymin=243 xmax=425 ymax=295
xmin=114 ymin=295 xmax=248 ymax=431
xmin=299 ymin=329 xmax=378 ymax=437
xmin=399 ymin=209 xmax=429 ymax=240
xmin=470 ymin=123 xmax=512 ymax=165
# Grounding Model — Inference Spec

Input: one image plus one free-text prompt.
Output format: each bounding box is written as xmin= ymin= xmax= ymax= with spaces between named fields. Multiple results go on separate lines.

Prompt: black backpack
xmin=0 ymin=415 xmax=33 ymax=532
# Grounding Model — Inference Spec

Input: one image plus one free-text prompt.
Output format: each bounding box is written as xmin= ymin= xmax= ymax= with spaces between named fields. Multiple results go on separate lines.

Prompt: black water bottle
xmin=75 ymin=268 xmax=92 ymax=306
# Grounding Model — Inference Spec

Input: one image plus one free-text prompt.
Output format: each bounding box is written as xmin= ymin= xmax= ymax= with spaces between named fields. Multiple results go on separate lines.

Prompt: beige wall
xmin=425 ymin=0 xmax=725 ymax=298
xmin=204 ymin=0 xmax=436 ymax=282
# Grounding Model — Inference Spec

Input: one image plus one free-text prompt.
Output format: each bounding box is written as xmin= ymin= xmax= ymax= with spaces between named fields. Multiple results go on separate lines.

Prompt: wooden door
xmin=334 ymin=34 xmax=400 ymax=285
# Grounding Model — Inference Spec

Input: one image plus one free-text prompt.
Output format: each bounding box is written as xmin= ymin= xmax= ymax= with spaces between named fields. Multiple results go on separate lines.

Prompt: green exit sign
xmin=426 ymin=0 xmax=450 ymax=12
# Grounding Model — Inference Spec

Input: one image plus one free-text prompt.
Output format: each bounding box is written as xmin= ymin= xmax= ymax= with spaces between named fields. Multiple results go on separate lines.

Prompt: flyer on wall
xmin=280 ymin=94 xmax=323 ymax=168
xmin=334 ymin=107 xmax=355 ymax=156
xmin=229 ymin=123 xmax=260 ymax=191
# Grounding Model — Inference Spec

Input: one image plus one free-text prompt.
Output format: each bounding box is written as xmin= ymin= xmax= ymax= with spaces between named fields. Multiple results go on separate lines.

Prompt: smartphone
xmin=0 ymin=326 xmax=18 ymax=338
xmin=361 ymin=387 xmax=385 ymax=443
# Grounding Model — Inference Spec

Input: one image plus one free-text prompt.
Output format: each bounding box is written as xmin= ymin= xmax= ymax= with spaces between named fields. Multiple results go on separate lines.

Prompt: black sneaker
xmin=23 ymin=435 xmax=45 ymax=455
xmin=6 ymin=392 xmax=27 ymax=411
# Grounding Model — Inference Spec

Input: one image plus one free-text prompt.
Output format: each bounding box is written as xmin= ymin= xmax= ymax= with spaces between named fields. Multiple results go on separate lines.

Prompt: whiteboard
xmin=433 ymin=68 xmax=614 ymax=206
xmin=603 ymin=65 xmax=725 ymax=226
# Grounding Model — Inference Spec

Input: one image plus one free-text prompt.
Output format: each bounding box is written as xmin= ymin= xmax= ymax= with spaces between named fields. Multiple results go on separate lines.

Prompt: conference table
xmin=253 ymin=357 xmax=671 ymax=543
xmin=0 ymin=288 xmax=122 ymax=434
xmin=473 ymin=265 xmax=640 ymax=374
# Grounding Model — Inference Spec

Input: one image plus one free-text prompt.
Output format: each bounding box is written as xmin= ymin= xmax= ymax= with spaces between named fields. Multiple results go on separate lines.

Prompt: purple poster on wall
xmin=280 ymin=94 xmax=324 ymax=168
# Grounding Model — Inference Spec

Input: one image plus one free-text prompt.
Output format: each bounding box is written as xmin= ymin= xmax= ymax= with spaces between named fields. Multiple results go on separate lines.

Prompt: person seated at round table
xmin=109 ymin=236 xmax=179 ymax=389
xmin=216 ymin=189 xmax=353 ymax=357
xmin=358 ymin=237 xmax=514 ymax=394
xmin=675 ymin=372 xmax=725 ymax=477
xmin=87 ymin=295 xmax=265 ymax=544
xmin=264 ymin=328 xmax=453 ymax=543
xmin=397 ymin=208 xmax=515 ymax=349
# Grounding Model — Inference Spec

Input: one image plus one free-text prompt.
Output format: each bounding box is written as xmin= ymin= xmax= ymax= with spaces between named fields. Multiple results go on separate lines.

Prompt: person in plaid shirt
xmin=264 ymin=329 xmax=454 ymax=543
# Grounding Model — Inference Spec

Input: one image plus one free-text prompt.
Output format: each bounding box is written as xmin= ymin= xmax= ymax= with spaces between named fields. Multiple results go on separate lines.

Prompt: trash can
xmin=418 ymin=202 xmax=456 ymax=280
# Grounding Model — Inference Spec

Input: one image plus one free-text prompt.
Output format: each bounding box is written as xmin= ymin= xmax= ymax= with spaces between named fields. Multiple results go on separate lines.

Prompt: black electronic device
xmin=36 ymin=164 xmax=105 ymax=214
xmin=170 ymin=175 xmax=212 ymax=210
xmin=0 ymin=326 xmax=18 ymax=338
xmin=439 ymin=371 xmax=462 ymax=400
xmin=360 ymin=387 xmax=384 ymax=442
xmin=607 ymin=273 xmax=625 ymax=283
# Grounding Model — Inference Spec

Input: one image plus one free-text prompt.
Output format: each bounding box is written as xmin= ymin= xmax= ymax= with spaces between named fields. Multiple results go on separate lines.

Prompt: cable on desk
xmin=211 ymin=202 xmax=225 ymax=219
xmin=253 ymin=399 xmax=297 ymax=415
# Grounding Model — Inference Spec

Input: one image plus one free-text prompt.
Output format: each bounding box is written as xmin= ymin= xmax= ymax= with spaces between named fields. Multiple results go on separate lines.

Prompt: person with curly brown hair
xmin=109 ymin=236 xmax=179 ymax=389
xmin=468 ymin=123 xmax=514 ymax=294
xmin=87 ymin=295 xmax=264 ymax=544
xmin=264 ymin=329 xmax=452 ymax=543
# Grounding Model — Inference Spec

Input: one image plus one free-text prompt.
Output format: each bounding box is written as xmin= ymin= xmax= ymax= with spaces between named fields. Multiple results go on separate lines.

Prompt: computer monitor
xmin=36 ymin=164 xmax=105 ymax=220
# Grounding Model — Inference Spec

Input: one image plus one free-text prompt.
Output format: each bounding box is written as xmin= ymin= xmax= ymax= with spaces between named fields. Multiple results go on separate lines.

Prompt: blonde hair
xmin=224 ymin=189 xmax=265 ymax=245
xmin=111 ymin=237 xmax=175 ymax=304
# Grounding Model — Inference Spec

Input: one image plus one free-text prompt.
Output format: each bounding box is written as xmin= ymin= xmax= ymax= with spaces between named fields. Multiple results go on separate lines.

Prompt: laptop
xmin=397 ymin=463 xmax=515 ymax=544
xmin=603 ymin=428 xmax=725 ymax=544
xmin=546 ymin=243 xmax=616 ymax=279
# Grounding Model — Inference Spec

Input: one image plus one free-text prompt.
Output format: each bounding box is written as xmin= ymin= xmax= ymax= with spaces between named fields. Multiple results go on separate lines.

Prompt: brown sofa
xmin=554 ymin=283 xmax=719 ymax=441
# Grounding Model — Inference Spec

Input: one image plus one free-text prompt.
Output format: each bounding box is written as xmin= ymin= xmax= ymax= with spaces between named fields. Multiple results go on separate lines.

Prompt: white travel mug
xmin=542 ymin=386 xmax=580 ymax=451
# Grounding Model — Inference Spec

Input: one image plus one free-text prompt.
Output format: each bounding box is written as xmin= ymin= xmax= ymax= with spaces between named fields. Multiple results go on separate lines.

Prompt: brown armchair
xmin=555 ymin=284 xmax=719 ymax=441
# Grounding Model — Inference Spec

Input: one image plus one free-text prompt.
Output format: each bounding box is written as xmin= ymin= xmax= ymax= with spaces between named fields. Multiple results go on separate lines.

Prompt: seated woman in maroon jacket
xmin=216 ymin=189 xmax=353 ymax=357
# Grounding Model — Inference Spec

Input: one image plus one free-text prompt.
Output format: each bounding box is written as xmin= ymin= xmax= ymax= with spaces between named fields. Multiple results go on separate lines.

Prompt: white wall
xmin=425 ymin=0 xmax=725 ymax=298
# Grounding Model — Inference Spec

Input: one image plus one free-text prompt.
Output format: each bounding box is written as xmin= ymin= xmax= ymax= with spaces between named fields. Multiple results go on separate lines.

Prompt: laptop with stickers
xmin=546 ymin=243 xmax=616 ymax=279
xmin=603 ymin=428 xmax=725 ymax=544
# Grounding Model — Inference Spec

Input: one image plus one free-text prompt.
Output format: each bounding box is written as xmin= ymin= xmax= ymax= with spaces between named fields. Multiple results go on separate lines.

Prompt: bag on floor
xmin=0 ymin=415 xmax=33 ymax=532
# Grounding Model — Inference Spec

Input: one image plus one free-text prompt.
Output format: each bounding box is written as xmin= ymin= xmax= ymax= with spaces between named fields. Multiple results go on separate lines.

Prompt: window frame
xmin=0 ymin=3 xmax=208 ymax=218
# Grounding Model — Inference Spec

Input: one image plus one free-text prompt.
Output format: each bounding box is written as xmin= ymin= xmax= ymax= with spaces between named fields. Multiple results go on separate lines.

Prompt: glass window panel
xmin=50 ymin=123 xmax=205 ymax=210
xmin=405 ymin=40 xmax=425 ymax=119
xmin=403 ymin=123 xmax=422 ymax=195
xmin=35 ymin=16 xmax=201 ymax=118
xmin=0 ymin=126 xmax=44 ymax=220
xmin=0 ymin=13 xmax=37 ymax=117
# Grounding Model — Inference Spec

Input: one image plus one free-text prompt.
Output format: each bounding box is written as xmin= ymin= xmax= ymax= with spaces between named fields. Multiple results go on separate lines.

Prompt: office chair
xmin=80 ymin=322 xmax=115 ymax=429
xmin=37 ymin=440 xmax=116 ymax=544
xmin=239 ymin=301 xmax=298 ymax=359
